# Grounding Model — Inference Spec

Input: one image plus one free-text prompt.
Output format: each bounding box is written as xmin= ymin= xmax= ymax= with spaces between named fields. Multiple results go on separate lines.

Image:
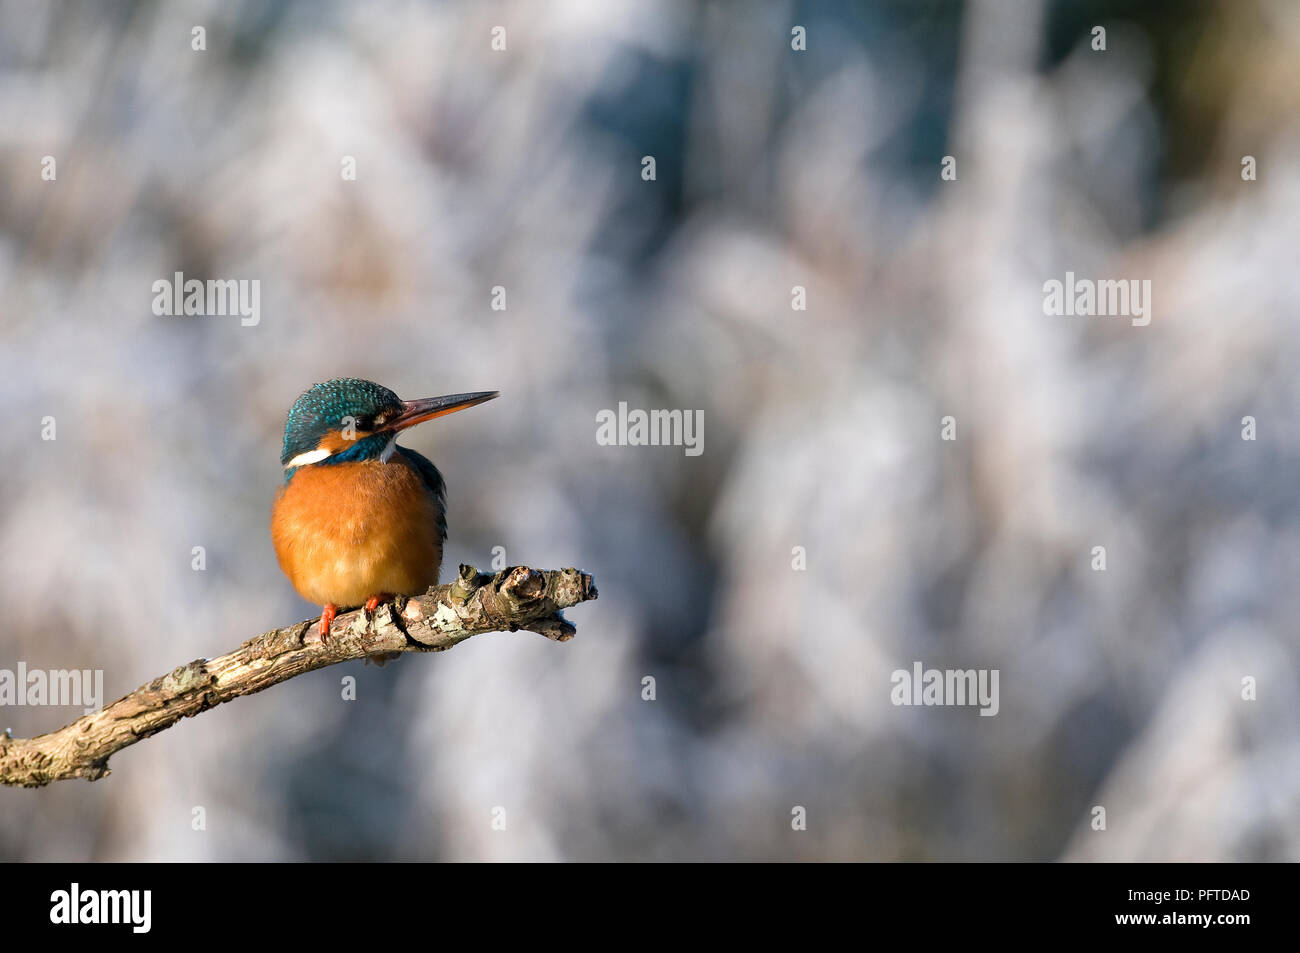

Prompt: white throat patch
xmin=283 ymin=447 xmax=333 ymax=469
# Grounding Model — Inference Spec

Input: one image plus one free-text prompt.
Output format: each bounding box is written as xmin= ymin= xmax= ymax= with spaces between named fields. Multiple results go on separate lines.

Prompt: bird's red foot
xmin=363 ymin=593 xmax=391 ymax=614
xmin=318 ymin=603 xmax=339 ymax=641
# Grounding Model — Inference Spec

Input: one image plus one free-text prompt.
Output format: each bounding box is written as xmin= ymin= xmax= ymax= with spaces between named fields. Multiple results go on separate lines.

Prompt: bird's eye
xmin=352 ymin=415 xmax=375 ymax=431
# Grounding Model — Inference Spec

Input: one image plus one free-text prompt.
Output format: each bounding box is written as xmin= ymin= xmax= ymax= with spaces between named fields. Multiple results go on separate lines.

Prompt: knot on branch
xmin=501 ymin=566 xmax=547 ymax=604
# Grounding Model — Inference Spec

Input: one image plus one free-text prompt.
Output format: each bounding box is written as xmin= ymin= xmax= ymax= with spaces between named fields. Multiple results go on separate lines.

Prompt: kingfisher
xmin=271 ymin=378 xmax=498 ymax=639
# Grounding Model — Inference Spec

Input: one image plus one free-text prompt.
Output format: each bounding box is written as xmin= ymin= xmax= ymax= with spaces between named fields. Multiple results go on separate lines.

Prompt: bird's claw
xmin=317 ymin=604 xmax=338 ymax=642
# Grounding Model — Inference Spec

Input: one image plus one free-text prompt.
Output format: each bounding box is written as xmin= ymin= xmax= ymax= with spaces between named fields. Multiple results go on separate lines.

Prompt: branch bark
xmin=0 ymin=565 xmax=596 ymax=788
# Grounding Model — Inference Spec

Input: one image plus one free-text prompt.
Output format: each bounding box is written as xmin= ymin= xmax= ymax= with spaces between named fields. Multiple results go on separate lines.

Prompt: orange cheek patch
xmin=315 ymin=429 xmax=374 ymax=454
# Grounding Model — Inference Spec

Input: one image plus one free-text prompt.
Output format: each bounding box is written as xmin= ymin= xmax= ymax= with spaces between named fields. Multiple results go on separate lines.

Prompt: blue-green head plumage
xmin=281 ymin=378 xmax=405 ymax=475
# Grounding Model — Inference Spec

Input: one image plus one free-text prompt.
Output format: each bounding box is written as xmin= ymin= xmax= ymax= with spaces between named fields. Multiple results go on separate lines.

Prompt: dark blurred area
xmin=1 ymin=0 xmax=1297 ymax=861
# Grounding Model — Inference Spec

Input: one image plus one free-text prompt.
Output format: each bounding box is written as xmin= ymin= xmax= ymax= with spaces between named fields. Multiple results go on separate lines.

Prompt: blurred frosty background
xmin=1 ymin=0 xmax=1298 ymax=861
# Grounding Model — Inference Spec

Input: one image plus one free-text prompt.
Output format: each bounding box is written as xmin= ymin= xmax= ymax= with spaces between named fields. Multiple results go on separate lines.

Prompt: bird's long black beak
xmin=384 ymin=391 xmax=499 ymax=432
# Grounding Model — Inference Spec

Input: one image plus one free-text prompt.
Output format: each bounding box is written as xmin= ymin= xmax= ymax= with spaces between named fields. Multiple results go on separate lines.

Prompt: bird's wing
xmin=396 ymin=446 xmax=448 ymax=543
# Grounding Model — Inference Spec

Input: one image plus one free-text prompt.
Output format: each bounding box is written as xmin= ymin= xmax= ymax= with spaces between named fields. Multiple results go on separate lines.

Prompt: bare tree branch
xmin=0 ymin=565 xmax=597 ymax=788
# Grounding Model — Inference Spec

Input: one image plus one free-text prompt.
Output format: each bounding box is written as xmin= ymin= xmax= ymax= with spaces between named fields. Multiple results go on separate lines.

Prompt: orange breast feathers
xmin=271 ymin=456 xmax=445 ymax=608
